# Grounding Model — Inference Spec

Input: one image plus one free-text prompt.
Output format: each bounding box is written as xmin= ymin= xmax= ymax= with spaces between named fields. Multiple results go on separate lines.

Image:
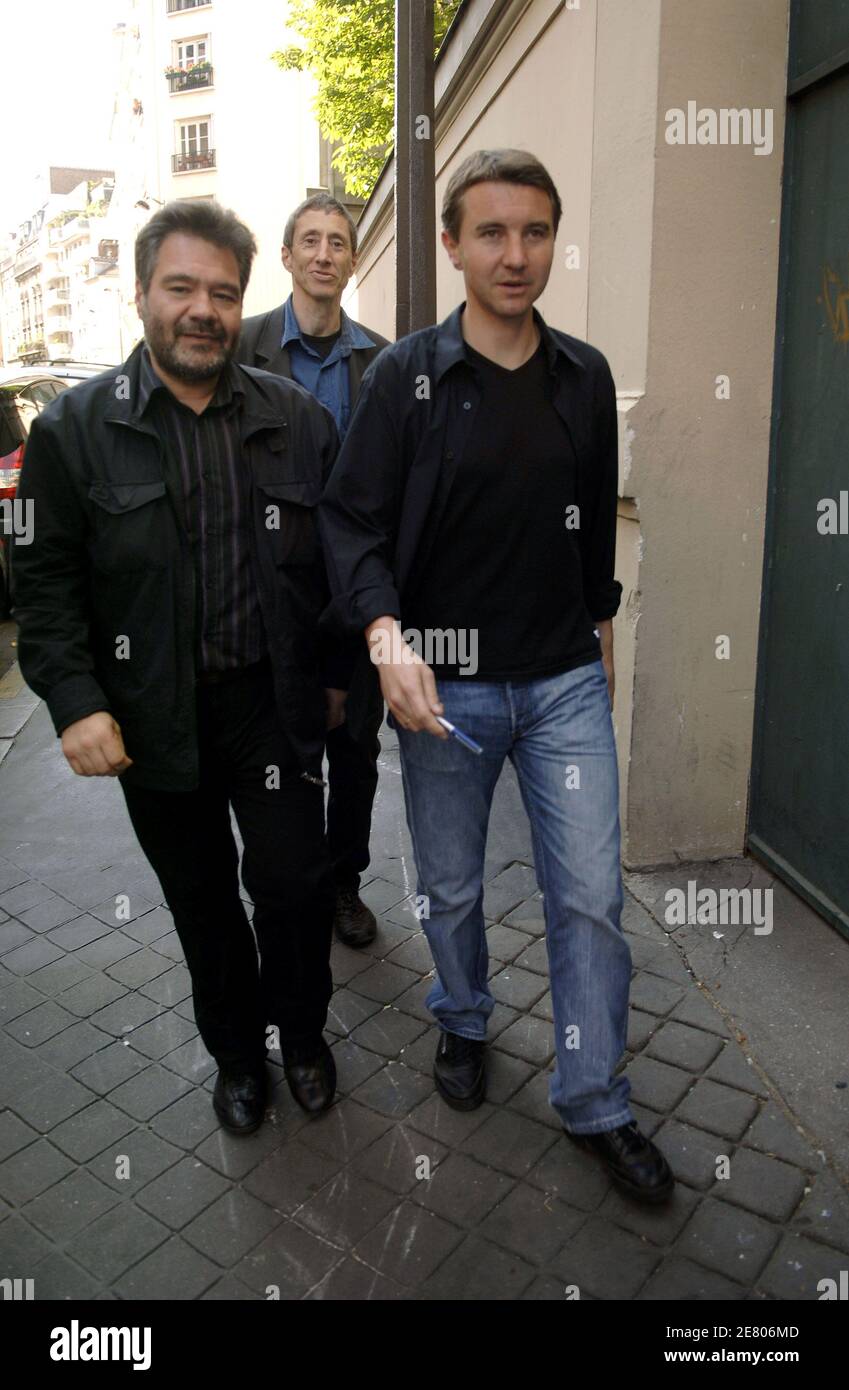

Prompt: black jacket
xmin=237 ymin=302 xmax=389 ymax=404
xmin=318 ymin=303 xmax=623 ymax=638
xmin=11 ymin=340 xmax=349 ymax=793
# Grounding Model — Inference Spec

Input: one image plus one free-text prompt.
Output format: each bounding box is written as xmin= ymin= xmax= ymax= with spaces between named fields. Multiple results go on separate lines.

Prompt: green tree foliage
xmin=274 ymin=0 xmax=461 ymax=199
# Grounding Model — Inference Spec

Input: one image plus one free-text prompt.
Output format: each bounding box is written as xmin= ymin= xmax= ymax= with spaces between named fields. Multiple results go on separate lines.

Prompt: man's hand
xmin=61 ymin=712 xmax=133 ymax=777
xmin=325 ymin=688 xmax=347 ymax=731
xmin=365 ymin=617 xmax=448 ymax=738
xmin=596 ymin=618 xmax=615 ymax=710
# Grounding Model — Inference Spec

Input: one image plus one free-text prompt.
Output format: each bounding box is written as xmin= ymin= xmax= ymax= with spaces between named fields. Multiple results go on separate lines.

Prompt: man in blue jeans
xmin=319 ymin=149 xmax=674 ymax=1203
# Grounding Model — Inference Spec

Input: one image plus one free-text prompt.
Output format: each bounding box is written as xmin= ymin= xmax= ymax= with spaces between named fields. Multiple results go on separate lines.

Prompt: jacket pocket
xmin=87 ymin=479 xmax=169 ymax=572
xmin=256 ymin=479 xmax=321 ymax=564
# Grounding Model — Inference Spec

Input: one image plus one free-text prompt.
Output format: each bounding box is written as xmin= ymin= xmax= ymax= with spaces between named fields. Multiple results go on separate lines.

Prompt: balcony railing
xmin=167 ymin=66 xmax=213 ymax=92
xmin=166 ymin=0 xmax=211 ymax=13
xmin=172 ymin=148 xmax=215 ymax=173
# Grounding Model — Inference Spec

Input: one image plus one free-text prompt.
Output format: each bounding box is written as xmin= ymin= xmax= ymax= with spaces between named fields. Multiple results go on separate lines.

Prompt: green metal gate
xmin=749 ymin=0 xmax=849 ymax=940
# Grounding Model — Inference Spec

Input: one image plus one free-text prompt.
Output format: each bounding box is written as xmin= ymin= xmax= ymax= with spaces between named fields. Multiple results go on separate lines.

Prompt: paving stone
xmin=462 ymin=1109 xmax=558 ymax=1179
xmin=411 ymin=1151 xmax=514 ymax=1226
xmin=393 ymin=977 xmax=434 ymax=1022
xmin=109 ymin=1065 xmax=192 ymax=1122
xmin=0 ymin=1111 xmax=38 ymax=1162
xmin=124 ymin=1010 xmax=197 ymax=1061
xmin=396 ymin=1029 xmax=437 ymax=1075
xmin=506 ymin=1070 xmax=561 ymax=1130
xmin=0 ymin=1037 xmax=55 ymax=1103
xmin=200 ymin=1275 xmax=261 ymax=1300
xmin=597 ymin=1179 xmax=700 ymax=1247
xmin=41 ymin=864 xmax=141 ymax=912
xmin=486 ymin=1048 xmax=535 ymax=1103
xmin=480 ymin=1182 xmax=586 ymax=1265
xmin=138 ymin=964 xmax=192 ymax=1007
xmin=384 ymin=932 xmax=434 ymax=974
xmin=358 ymin=877 xmax=408 ymax=914
xmin=159 ymin=1035 xmax=216 ymax=1086
xmin=646 ymin=1020 xmax=724 ymax=1073
xmin=25 ymin=956 xmax=94 ymax=997
xmin=641 ymin=943 xmax=692 ymax=985
xmin=621 ymin=893 xmax=666 ymax=940
xmin=408 ymin=1093 xmax=494 ymax=1147
xmin=790 ymin=1171 xmax=849 ymax=1250
xmin=522 ymin=1273 xmax=571 ymax=1299
xmin=637 ymin=1256 xmax=748 ymax=1300
xmin=0 ymin=919 xmax=35 ymax=955
xmin=349 ymin=959 xmax=420 ymax=1004
xmin=0 ymin=861 xmax=30 ymax=896
xmin=486 ymin=923 xmax=536 ymax=963
xmin=18 ymin=896 xmax=82 ymax=933
xmin=237 ymin=1218 xmax=342 ymax=1297
xmin=72 ymin=1204 xmax=170 ymax=1283
xmin=670 ymin=990 xmax=732 ymax=1037
xmin=59 ymin=974 xmax=128 ymax=1018
xmin=6 ymin=999 xmax=79 ymax=1047
xmin=121 ymin=906 xmax=175 ymax=945
xmin=297 ymin=1098 xmax=392 ymax=1163
xmin=624 ymin=1055 xmax=694 ymax=1113
xmin=0 ymin=979 xmax=47 ymax=1026
xmin=150 ymin=931 xmax=184 ymax=963
xmin=23 ymin=1168 xmax=120 ymax=1242
xmin=530 ymin=989 xmax=554 ymax=1022
xmin=114 ymin=1233 xmax=219 ymax=1300
xmin=9 ymin=1072 xmax=95 ymax=1134
xmin=90 ymin=992 xmax=164 ymax=1037
xmin=75 ymin=931 xmax=143 ymax=970
xmin=305 ymin=1257 xmax=407 ymax=1300
xmin=47 ymin=915 xmax=111 ymax=951
xmin=654 ymin=1119 xmax=729 ymax=1191
xmin=677 ymin=1197 xmax=781 ymax=1283
xmin=87 ymin=1128 xmax=184 ymax=1195
xmin=424 ymin=1231 xmax=537 ymax=1299
xmin=135 ymin=1156 xmax=229 ymax=1230
xmin=26 ymin=1250 xmax=101 ymax=1301
xmin=183 ymin=1188 xmax=284 ymax=1267
xmin=330 ymin=1038 xmax=386 ymax=1094
xmin=243 ymin=1137 xmax=340 ymax=1214
xmin=0 ymin=1213 xmax=52 ymax=1273
xmin=357 ymin=919 xmax=418 ymax=956
xmin=489 ymin=967 xmax=548 ymax=1011
xmin=511 ymin=936 xmax=550 ymax=976
xmin=675 ymin=1079 xmax=760 ymax=1140
xmin=757 ymin=1231 xmax=848 ymax=1300
xmin=707 ymin=1043 xmax=771 ymax=1097
xmin=487 ymin=1001 xmax=520 ymax=1039
xmin=1 ymin=936 xmax=65 ymax=975
xmin=0 ymin=1138 xmax=75 ymax=1204
xmin=548 ymin=1216 xmax=660 ymax=1299
xmin=525 ymin=1142 xmax=609 ymax=1212
xmin=351 ymin=1061 xmax=434 ymax=1119
xmin=353 ymin=1123 xmax=449 ymax=1196
xmin=628 ymin=972 xmax=686 ymax=1017
xmin=743 ymin=1103 xmax=818 ymax=1169
xmin=352 ymin=1199 xmax=463 ymax=1288
xmin=295 ymin=1169 xmax=400 ymax=1249
xmin=484 ymin=864 xmax=540 ymax=921
xmin=0 ymin=879 xmax=55 ymax=916
xmin=48 ymin=1100 xmax=136 ymax=1163
xmin=71 ymin=1040 xmax=149 ymax=1094
xmin=629 ymin=1102 xmax=665 ymax=1138
xmin=89 ymin=893 xmax=160 ymax=929
xmin=626 ymin=1007 xmax=661 ymax=1053
xmin=350 ymin=1006 xmax=426 ymax=1057
xmin=330 ymin=942 xmax=375 ymax=985
xmin=493 ymin=1014 xmax=554 ymax=1067
xmin=106 ymin=947 xmax=175 ymax=991
xmin=196 ymin=1114 xmax=307 ymax=1183
xmin=326 ymin=987 xmax=382 ymax=1037
xmin=717 ymin=1147 xmax=808 ymax=1223
xmin=149 ymin=1087 xmax=221 ymax=1149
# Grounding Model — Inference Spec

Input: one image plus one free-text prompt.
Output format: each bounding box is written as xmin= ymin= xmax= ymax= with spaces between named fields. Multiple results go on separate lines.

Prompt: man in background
xmin=238 ymin=193 xmax=389 ymax=949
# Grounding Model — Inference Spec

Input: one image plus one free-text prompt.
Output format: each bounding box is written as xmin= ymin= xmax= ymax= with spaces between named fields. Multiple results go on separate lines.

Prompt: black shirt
xmin=138 ymin=347 xmax=267 ymax=674
xmin=404 ymin=339 xmax=600 ymax=679
xmin=300 ymin=328 xmax=342 ymax=361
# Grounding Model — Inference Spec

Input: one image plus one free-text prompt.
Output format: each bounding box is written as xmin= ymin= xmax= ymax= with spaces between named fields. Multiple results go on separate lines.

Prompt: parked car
xmin=0 ymin=363 xmax=115 ymax=616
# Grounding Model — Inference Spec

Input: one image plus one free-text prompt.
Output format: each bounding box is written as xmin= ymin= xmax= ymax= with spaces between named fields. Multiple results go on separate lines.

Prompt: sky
xmin=0 ymin=0 xmax=118 ymax=235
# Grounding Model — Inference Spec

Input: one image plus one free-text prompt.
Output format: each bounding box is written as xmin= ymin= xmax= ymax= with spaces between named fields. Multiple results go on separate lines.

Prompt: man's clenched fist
xmin=61 ymin=712 xmax=133 ymax=777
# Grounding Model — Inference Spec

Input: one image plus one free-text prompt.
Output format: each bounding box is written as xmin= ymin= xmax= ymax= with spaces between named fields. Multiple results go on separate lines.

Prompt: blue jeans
xmin=393 ymin=658 xmax=634 ymax=1134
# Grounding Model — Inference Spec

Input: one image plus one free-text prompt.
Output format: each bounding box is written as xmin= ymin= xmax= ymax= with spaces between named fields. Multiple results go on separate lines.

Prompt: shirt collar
xmin=281 ymin=293 xmax=376 ymax=355
xmin=138 ymin=342 xmax=245 ymax=415
xmin=433 ymin=302 xmax=586 ymax=383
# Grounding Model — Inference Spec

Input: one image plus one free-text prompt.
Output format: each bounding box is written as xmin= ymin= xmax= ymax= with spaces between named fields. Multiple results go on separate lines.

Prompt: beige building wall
xmin=345 ymin=0 xmax=789 ymax=868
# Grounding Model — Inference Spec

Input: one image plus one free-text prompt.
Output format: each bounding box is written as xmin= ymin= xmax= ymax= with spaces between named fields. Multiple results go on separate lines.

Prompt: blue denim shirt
xmin=282 ymin=295 xmax=376 ymax=440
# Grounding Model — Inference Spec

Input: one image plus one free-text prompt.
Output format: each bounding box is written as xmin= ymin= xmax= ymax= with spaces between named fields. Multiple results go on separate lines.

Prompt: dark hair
xmin=283 ymin=193 xmax=358 ymax=255
xmin=134 ymin=200 xmax=257 ymax=296
xmin=441 ymin=149 xmax=563 ymax=240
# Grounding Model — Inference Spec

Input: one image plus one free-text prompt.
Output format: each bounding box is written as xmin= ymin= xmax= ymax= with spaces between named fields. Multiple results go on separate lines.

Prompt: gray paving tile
xmin=645 ymin=1020 xmax=724 ymax=1073
xmin=677 ymin=1197 xmax=781 ymax=1283
xmin=351 ymin=1061 xmax=434 ymax=1119
xmin=597 ymin=1178 xmax=701 ymax=1247
xmin=489 ymin=966 xmax=548 ymax=1011
xmin=8 ymin=1072 xmax=95 ymax=1134
xmin=23 ymin=1168 xmax=120 ymax=1242
xmin=182 ymin=1188 xmax=284 ymax=1267
xmin=297 ymin=1098 xmax=393 ymax=1163
xmin=548 ymin=1216 xmax=660 ymax=1299
xmin=5 ymin=999 xmax=79 ymax=1047
xmin=493 ymin=1014 xmax=554 ymax=1066
xmin=106 ymin=947 xmax=174 ymax=990
xmin=90 ymin=992 xmax=163 ymax=1037
xmin=352 ymin=1123 xmax=449 ymax=1196
xmin=757 ymin=1231 xmax=848 ymax=1299
xmin=462 ymin=1109 xmax=558 ymax=1179
xmin=330 ymin=1037 xmax=386 ymax=1093
xmin=138 ymin=964 xmax=192 ymax=1007
xmin=87 ymin=1127 xmax=183 ymax=1195
xmin=0 ymin=1111 xmax=38 ymax=1162
xmin=114 ymin=1234 xmax=220 ymax=1299
xmin=675 ymin=1079 xmax=760 ymax=1140
xmin=717 ymin=1147 xmax=808 ymax=1222
xmin=654 ymin=1118 xmax=729 ymax=1191
xmin=59 ymin=974 xmax=128 ymax=1018
xmin=134 ymin=1156 xmax=229 ymax=1230
xmin=243 ymin=1137 xmax=340 ymax=1214
xmin=75 ymin=931 xmax=143 ymax=971
xmin=26 ymin=1250 xmax=101 ymax=1301
xmin=743 ymin=1103 xmax=819 ymax=1168
xmin=0 ymin=1138 xmax=75 ymax=1204
xmin=24 ymin=955 xmax=94 ymax=997
xmin=350 ymin=1006 xmax=426 ymax=1057
xmin=637 ymin=1256 xmax=748 ymax=1300
xmin=706 ymin=1043 xmax=772 ymax=1097
xmin=789 ymin=1171 xmax=849 ymax=1251
xmin=48 ymin=1100 xmax=136 ymax=1163
xmin=480 ymin=1182 xmax=586 ymax=1265
xmin=71 ymin=1040 xmax=149 ymax=1094
xmin=72 ymin=1203 xmax=171 ymax=1283
xmin=294 ymin=1168 xmax=400 ymax=1248
xmin=1 ymin=935 xmax=65 ymax=975
xmin=305 ymin=1257 xmax=407 ymax=1300
xmin=352 ymin=1199 xmax=463 ymax=1288
xmin=237 ymin=1218 xmax=342 ymax=1297
xmin=411 ymin=1151 xmax=514 ymax=1227
xmin=46 ymin=915 xmax=111 ymax=951
xmin=349 ymin=959 xmax=420 ymax=1004
xmin=0 ymin=1213 xmax=52 ymax=1273
xmin=108 ymin=1065 xmax=193 ymax=1122
xmin=124 ymin=1010 xmax=196 ymax=1061
xmin=148 ymin=1088 xmax=220 ymax=1150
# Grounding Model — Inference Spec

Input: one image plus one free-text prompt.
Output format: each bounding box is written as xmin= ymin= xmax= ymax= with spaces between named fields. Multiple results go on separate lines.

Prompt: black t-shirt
xmin=300 ymin=328 xmax=342 ymax=360
xmin=403 ymin=339 xmax=601 ymax=680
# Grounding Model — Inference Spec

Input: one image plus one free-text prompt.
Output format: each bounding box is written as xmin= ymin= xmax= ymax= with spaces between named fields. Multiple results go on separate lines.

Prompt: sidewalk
xmin=1 ymin=675 xmax=848 ymax=1301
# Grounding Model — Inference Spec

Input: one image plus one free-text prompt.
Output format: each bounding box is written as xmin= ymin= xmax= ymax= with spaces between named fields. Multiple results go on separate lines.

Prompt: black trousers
xmin=120 ymin=657 xmax=334 ymax=1070
xmin=325 ymin=678 xmax=383 ymax=891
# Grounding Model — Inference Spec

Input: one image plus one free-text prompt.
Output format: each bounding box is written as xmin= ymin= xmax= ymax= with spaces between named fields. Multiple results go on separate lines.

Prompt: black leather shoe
xmin=283 ymin=1037 xmax=337 ymax=1115
xmin=434 ymin=1030 xmax=486 ymax=1110
xmin=334 ymin=888 xmax=377 ymax=947
xmin=565 ymin=1120 xmax=675 ymax=1204
xmin=212 ymin=1065 xmax=268 ymax=1135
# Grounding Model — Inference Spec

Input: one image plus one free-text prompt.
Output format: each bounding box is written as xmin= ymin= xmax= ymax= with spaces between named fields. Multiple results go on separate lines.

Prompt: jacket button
xmin=463 ymin=400 xmax=472 ymax=410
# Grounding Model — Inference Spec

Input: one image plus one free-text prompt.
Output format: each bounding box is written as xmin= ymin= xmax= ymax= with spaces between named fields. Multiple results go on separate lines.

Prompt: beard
xmin=142 ymin=310 xmax=235 ymax=382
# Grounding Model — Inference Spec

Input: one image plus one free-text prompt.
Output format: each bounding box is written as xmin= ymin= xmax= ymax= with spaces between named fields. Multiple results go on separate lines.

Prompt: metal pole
xmin=394 ymin=0 xmax=436 ymax=338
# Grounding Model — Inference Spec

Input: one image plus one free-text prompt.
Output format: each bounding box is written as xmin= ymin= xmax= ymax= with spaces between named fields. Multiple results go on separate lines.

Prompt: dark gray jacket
xmin=237 ymin=303 xmax=389 ymax=405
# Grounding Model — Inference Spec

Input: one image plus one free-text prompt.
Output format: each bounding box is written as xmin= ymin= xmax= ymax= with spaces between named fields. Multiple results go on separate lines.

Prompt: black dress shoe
xmin=334 ymin=888 xmax=377 ymax=947
xmin=212 ymin=1065 xmax=268 ymax=1135
xmin=283 ymin=1037 xmax=337 ymax=1114
xmin=434 ymin=1030 xmax=486 ymax=1110
xmin=565 ymin=1120 xmax=675 ymax=1203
